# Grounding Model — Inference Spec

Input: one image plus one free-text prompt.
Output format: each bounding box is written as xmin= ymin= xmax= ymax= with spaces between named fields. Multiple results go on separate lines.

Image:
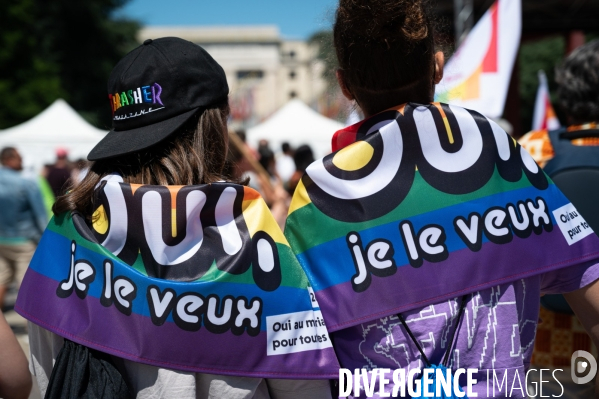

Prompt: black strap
xmin=559 ymin=129 xmax=599 ymax=140
xmin=397 ymin=295 xmax=468 ymax=367
xmin=442 ymin=296 xmax=468 ymax=366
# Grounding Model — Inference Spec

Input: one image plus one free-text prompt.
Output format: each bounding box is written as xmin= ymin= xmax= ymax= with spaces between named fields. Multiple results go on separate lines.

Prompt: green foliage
xmin=0 ymin=0 xmax=139 ymax=129
xmin=308 ymin=30 xmax=337 ymax=91
xmin=518 ymin=36 xmax=565 ymax=132
xmin=0 ymin=0 xmax=65 ymax=129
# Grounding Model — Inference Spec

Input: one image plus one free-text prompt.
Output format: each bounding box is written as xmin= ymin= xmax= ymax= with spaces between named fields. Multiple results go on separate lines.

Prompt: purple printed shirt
xmin=332 ymin=260 xmax=599 ymax=398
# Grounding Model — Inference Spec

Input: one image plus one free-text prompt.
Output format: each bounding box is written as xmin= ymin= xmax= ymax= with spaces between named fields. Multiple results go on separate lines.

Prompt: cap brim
xmin=88 ymin=108 xmax=200 ymax=161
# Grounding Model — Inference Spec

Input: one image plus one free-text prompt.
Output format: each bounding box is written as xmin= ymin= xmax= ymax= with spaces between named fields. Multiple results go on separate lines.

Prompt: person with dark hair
xmin=258 ymin=144 xmax=276 ymax=177
xmin=520 ymin=39 xmax=599 ymax=168
xmin=519 ymin=39 xmax=599 ymax=396
xmin=255 ymin=143 xmax=290 ymax=229
xmin=286 ymin=145 xmax=314 ymax=195
xmin=0 ymin=147 xmax=47 ymax=310
xmin=276 ymin=142 xmax=295 ymax=183
xmin=292 ymin=145 xmax=314 ymax=174
xmin=42 ymin=148 xmax=72 ymax=198
xmin=285 ymin=1 xmax=599 ymax=397
xmin=15 ymin=37 xmax=337 ymax=398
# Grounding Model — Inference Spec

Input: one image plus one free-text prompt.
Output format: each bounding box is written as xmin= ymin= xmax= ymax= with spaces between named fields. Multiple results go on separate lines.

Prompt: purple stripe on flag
xmin=316 ymin=229 xmax=599 ymax=331
xmin=16 ymin=269 xmax=339 ymax=379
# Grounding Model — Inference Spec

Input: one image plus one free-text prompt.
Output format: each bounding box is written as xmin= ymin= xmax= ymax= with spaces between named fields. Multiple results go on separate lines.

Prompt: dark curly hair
xmin=333 ymin=0 xmax=439 ymax=116
xmin=556 ymin=39 xmax=599 ymax=124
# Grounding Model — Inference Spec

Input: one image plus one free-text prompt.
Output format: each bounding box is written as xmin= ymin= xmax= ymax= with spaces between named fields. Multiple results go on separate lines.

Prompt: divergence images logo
xmin=571 ymin=350 xmax=597 ymax=384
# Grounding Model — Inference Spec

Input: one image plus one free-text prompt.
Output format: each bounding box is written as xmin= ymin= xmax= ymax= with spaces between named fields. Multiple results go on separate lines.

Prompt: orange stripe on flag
xmin=243 ymin=187 xmax=261 ymax=201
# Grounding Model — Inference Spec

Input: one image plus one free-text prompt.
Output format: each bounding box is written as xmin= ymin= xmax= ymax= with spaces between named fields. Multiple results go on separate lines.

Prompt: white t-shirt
xmin=275 ymin=154 xmax=295 ymax=183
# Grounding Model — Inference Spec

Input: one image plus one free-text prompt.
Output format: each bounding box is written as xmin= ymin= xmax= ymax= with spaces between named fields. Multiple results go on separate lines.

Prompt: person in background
xmin=257 ymin=143 xmax=289 ymax=229
xmin=225 ymin=134 xmax=289 ymax=229
xmin=37 ymin=175 xmax=56 ymax=219
xmin=42 ymin=148 xmax=72 ymax=197
xmin=257 ymin=139 xmax=269 ymax=151
xmin=519 ymin=39 xmax=599 ymax=397
xmin=0 ymin=311 xmax=31 ymax=399
xmin=520 ymin=39 xmax=599 ymax=168
xmin=71 ymin=158 xmax=90 ymax=185
xmin=257 ymin=143 xmax=277 ymax=179
xmin=0 ymin=147 xmax=47 ymax=310
xmin=275 ymin=142 xmax=295 ymax=184
xmin=286 ymin=144 xmax=314 ymax=195
xmin=284 ymin=1 xmax=599 ymax=397
xmin=223 ymin=132 xmax=245 ymax=181
xmin=234 ymin=130 xmax=258 ymax=177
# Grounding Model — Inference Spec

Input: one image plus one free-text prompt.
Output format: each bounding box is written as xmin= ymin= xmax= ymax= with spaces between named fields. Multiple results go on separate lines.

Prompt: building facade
xmin=139 ymin=26 xmax=327 ymax=128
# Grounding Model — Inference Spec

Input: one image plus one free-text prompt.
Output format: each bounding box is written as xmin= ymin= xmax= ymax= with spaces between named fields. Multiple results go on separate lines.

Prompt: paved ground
xmin=4 ymin=288 xmax=42 ymax=399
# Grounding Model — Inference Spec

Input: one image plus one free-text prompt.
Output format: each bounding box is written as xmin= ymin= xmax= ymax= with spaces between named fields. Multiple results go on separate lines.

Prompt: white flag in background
xmin=435 ymin=0 xmax=521 ymax=118
xmin=532 ymin=70 xmax=561 ymax=131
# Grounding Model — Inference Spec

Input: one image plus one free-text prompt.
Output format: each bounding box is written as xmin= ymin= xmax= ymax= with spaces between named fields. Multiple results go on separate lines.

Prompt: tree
xmin=0 ymin=0 xmax=139 ymax=130
xmin=518 ymin=36 xmax=565 ymax=131
xmin=308 ymin=30 xmax=354 ymax=121
xmin=0 ymin=0 xmax=64 ymax=129
xmin=308 ymin=30 xmax=337 ymax=91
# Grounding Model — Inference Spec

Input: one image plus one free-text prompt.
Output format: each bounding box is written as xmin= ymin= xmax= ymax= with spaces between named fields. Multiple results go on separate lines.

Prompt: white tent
xmin=0 ymin=99 xmax=106 ymax=173
xmin=247 ymin=99 xmax=343 ymax=158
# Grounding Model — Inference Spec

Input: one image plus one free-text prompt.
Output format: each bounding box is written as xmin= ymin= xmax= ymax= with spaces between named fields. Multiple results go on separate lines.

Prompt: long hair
xmin=53 ymin=101 xmax=230 ymax=219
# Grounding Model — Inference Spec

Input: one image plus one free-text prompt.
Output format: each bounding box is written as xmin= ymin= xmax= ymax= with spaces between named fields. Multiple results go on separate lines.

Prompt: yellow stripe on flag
xmin=242 ymin=199 xmax=287 ymax=245
xmin=288 ymin=179 xmax=312 ymax=216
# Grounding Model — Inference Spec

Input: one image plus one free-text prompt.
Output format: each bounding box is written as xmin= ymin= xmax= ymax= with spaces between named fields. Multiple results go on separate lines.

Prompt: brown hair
xmin=334 ymin=0 xmax=437 ymax=116
xmin=53 ymin=102 xmax=230 ymax=219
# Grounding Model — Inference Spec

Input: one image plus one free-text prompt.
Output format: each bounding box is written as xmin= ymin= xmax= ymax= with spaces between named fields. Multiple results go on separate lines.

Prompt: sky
xmin=119 ymin=0 xmax=338 ymax=39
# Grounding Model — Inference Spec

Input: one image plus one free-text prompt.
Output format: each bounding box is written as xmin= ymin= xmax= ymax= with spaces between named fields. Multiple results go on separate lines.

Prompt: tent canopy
xmin=247 ymin=99 xmax=343 ymax=158
xmin=0 ymin=99 xmax=106 ymax=172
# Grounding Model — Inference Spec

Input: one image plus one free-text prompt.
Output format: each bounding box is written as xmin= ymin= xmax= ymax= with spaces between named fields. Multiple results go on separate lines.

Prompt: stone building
xmin=138 ymin=26 xmax=326 ymax=128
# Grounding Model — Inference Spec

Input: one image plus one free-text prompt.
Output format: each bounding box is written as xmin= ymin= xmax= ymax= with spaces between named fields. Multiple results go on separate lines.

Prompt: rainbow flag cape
xmin=16 ymin=177 xmax=339 ymax=378
xmin=285 ymin=102 xmax=599 ymax=332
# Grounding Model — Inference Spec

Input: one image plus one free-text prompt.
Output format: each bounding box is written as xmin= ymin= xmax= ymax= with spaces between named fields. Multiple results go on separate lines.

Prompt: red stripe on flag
xmin=332 ymin=124 xmax=360 ymax=152
xmin=482 ymin=3 xmax=498 ymax=73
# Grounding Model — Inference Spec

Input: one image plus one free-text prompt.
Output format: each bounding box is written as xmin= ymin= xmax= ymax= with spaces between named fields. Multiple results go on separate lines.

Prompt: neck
xmin=355 ymin=84 xmax=434 ymax=118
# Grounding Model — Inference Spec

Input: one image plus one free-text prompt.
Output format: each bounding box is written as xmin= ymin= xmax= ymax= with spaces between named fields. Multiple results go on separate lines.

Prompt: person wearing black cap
xmin=17 ymin=37 xmax=335 ymax=398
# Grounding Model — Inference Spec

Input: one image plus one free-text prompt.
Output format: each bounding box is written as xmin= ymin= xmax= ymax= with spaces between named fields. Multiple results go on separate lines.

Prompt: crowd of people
xmin=0 ymin=0 xmax=599 ymax=398
xmin=0 ymin=147 xmax=92 ymax=306
xmin=224 ymin=132 xmax=316 ymax=228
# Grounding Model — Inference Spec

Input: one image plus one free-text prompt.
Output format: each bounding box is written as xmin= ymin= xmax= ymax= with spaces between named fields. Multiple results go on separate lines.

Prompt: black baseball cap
xmin=88 ymin=37 xmax=229 ymax=161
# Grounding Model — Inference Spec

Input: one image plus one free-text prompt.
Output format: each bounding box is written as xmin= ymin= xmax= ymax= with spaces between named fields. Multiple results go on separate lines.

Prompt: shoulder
xmin=0 ymin=168 xmax=35 ymax=187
